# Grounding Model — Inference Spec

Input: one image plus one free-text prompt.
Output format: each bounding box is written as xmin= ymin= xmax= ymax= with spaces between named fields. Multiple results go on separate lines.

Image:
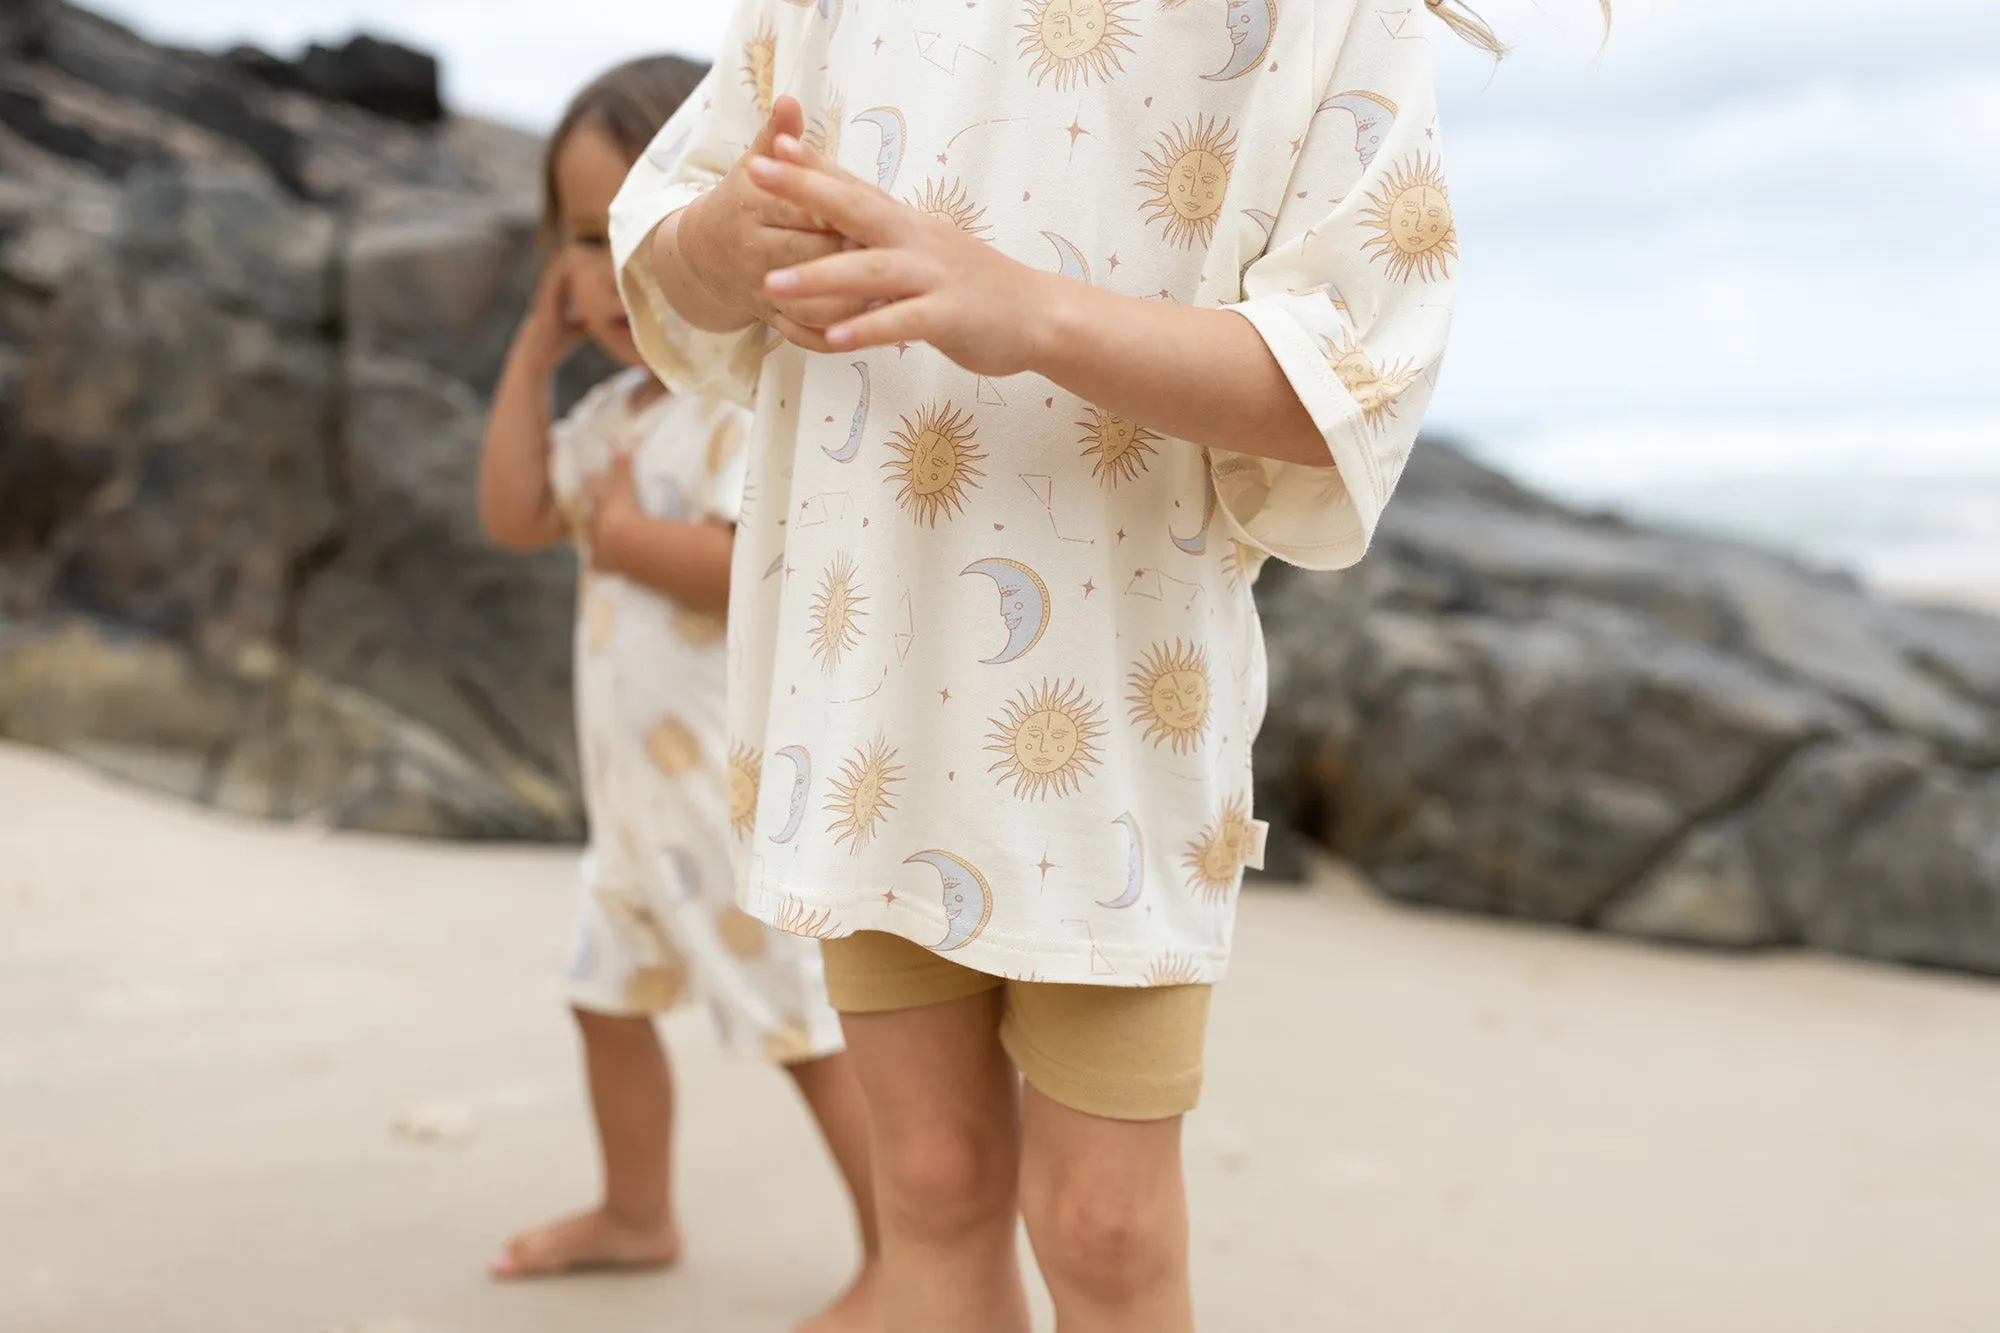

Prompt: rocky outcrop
xmin=1254 ymin=444 xmax=2000 ymax=975
xmin=0 ymin=2 xmax=605 ymax=837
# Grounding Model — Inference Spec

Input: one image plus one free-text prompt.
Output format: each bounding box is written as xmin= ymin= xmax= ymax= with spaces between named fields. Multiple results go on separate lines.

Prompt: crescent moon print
xmin=1171 ymin=467 xmax=1217 ymax=555
xmin=853 ymin=107 xmax=907 ymax=190
xmin=825 ymin=361 xmax=869 ymax=462
xmin=1098 ymin=812 xmax=1145 ymax=909
xmin=1205 ymin=0 xmax=1278 ymax=81
xmin=1042 ymin=231 xmax=1093 ymax=284
xmin=770 ymin=745 xmax=812 ymax=844
xmin=1242 ymin=208 xmax=1277 ymax=242
xmin=907 ymin=850 xmax=995 ymax=952
xmin=961 ymin=558 xmax=1052 ymax=664
xmin=1317 ymin=90 xmax=1397 ymax=168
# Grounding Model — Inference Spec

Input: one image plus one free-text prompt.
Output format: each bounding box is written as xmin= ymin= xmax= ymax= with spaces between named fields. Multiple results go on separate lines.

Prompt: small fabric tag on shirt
xmin=1244 ymin=819 xmax=1270 ymax=872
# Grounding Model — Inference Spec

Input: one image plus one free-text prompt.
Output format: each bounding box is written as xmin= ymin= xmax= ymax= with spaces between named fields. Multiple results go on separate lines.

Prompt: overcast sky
xmin=97 ymin=0 xmax=2000 ymax=434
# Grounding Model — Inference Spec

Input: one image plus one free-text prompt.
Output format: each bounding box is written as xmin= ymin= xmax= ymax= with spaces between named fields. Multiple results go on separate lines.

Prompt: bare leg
xmin=1018 ymin=1084 xmax=1193 ymax=1333
xmin=491 ymin=1008 xmax=683 ymax=1278
xmin=839 ymin=993 xmax=1031 ymax=1333
xmin=786 ymin=1051 xmax=885 ymax=1332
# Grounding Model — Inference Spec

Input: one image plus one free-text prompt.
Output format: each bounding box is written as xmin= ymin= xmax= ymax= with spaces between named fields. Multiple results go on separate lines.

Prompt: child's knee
xmin=1023 ymin=1154 xmax=1183 ymax=1297
xmin=876 ymin=1120 xmax=1014 ymax=1234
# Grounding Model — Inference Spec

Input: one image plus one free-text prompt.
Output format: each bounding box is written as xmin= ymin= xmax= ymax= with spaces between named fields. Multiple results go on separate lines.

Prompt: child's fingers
xmin=769 ymin=311 xmax=843 ymax=356
xmin=820 ymin=297 xmax=939 ymax=353
xmin=748 ymin=155 xmax=903 ymax=248
xmin=766 ymin=248 xmax=931 ymax=303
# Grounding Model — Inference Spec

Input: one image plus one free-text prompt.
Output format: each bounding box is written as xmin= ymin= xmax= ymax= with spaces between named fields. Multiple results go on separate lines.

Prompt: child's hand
xmin=581 ymin=453 xmax=645 ymax=573
xmin=517 ymin=260 xmax=583 ymax=372
xmin=750 ymin=137 xmax=1060 ymax=378
xmin=677 ymin=98 xmax=860 ymax=330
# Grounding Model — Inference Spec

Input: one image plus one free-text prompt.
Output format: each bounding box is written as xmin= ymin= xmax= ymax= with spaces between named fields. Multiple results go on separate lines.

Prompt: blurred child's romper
xmin=552 ymin=367 xmax=844 ymax=1063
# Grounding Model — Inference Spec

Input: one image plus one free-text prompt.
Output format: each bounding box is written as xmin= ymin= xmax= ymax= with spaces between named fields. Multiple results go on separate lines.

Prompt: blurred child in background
xmin=477 ymin=54 xmax=879 ymax=1333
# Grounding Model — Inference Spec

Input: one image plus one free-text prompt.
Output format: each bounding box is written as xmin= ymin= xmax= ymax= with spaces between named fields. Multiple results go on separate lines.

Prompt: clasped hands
xmin=677 ymin=96 xmax=1060 ymax=380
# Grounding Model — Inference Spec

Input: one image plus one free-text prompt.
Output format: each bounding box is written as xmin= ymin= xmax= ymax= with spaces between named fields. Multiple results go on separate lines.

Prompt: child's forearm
xmin=1030 ymin=281 xmax=1328 ymax=468
xmin=593 ymin=514 xmax=735 ymax=616
xmin=479 ymin=340 xmax=569 ymax=550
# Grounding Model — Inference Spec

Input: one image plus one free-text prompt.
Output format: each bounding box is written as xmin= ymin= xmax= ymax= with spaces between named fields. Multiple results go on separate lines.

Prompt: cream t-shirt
xmin=610 ymin=0 xmax=1457 ymax=986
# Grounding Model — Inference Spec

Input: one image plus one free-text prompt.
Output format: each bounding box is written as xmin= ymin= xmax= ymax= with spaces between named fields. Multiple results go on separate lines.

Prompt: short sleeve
xmin=608 ymin=2 xmax=778 ymax=407
xmin=547 ymin=374 xmax=624 ymax=520
xmin=1218 ymin=1 xmax=1459 ymax=571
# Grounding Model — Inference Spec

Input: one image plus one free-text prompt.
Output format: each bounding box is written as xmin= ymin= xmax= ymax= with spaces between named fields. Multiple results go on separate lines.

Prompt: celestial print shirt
xmin=610 ymin=0 xmax=1458 ymax=987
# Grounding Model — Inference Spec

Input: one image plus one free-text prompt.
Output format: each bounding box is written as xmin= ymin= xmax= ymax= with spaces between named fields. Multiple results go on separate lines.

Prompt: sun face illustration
xmin=809 ymin=553 xmax=867 ymax=672
xmin=728 ymin=741 xmax=762 ymax=838
xmin=1138 ymin=115 xmax=1237 ymax=250
xmin=1183 ymin=795 xmax=1253 ymax=903
xmin=986 ymin=678 xmax=1107 ymax=801
xmin=1079 ymin=407 xmax=1159 ymax=486
xmin=1322 ymin=332 xmax=1418 ymax=432
xmin=645 ymin=717 xmax=704 ymax=776
xmin=625 ymin=964 xmax=688 ymax=1012
xmin=826 ymin=734 xmax=904 ymax=853
xmin=909 ymin=178 xmax=991 ymax=239
xmin=804 ymin=91 xmax=846 ymax=160
xmin=674 ymin=606 xmax=727 ymax=646
xmin=1143 ymin=953 xmax=1204 ymax=987
xmin=776 ymin=897 xmax=842 ymax=939
xmin=1128 ymin=640 xmax=1212 ymax=755
xmin=581 ymin=573 xmax=616 ymax=652
xmin=885 ymin=400 xmax=985 ymax=527
xmin=1018 ymin=0 xmax=1137 ymax=90
xmin=763 ymin=1021 xmax=818 ymax=1064
xmin=1359 ymin=153 xmax=1456 ymax=282
xmin=743 ymin=20 xmax=778 ymax=117
xmin=716 ymin=906 xmax=769 ymax=960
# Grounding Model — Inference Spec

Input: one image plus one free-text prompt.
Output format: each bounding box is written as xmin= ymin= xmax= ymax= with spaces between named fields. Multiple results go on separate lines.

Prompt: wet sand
xmin=4 ymin=742 xmax=1998 ymax=1332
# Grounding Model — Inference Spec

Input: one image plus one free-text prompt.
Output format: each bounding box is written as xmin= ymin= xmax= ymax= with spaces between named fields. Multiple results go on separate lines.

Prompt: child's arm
xmin=582 ymin=454 xmax=734 ymax=616
xmin=479 ymin=266 xmax=578 ymax=550
xmin=751 ymin=148 xmax=1325 ymax=468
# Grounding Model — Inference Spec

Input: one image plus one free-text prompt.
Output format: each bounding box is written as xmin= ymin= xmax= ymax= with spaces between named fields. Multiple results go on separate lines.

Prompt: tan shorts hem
xmin=820 ymin=932 xmax=1210 ymax=1122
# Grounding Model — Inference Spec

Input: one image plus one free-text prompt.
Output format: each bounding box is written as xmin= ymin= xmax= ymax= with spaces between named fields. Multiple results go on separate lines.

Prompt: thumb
xmin=751 ymin=96 xmax=807 ymax=155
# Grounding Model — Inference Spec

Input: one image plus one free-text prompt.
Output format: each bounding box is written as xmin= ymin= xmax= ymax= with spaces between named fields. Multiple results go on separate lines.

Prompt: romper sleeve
xmin=608 ymin=1 xmax=778 ymax=407
xmin=1218 ymin=0 xmax=1460 ymax=571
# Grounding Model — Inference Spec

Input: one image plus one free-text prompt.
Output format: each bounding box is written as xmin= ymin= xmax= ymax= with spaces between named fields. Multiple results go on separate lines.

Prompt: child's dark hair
xmin=540 ymin=54 xmax=709 ymax=248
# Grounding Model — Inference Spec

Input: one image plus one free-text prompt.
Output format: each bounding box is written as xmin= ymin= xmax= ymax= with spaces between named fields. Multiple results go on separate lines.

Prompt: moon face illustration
xmin=1171 ymin=468 xmax=1217 ymax=555
xmin=1319 ymin=90 xmax=1397 ymax=168
xmin=771 ymin=745 xmax=812 ymax=844
xmin=853 ymin=107 xmax=907 ymax=190
xmin=826 ymin=361 xmax=869 ymax=462
xmin=1098 ymin=813 xmax=1145 ymax=909
xmin=907 ymin=850 xmax=994 ymax=952
xmin=962 ymin=558 xmax=1051 ymax=665
xmin=1205 ymin=0 xmax=1278 ymax=81
xmin=1042 ymin=231 xmax=1093 ymax=284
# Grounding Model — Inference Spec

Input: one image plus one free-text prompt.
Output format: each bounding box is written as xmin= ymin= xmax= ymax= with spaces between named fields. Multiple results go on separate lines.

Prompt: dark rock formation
xmin=1254 ymin=444 xmax=2000 ymax=975
xmin=0 ymin=2 xmax=603 ymax=838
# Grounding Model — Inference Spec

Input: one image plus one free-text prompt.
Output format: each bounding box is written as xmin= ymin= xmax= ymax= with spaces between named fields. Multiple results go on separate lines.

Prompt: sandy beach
xmin=4 ymin=741 xmax=1999 ymax=1332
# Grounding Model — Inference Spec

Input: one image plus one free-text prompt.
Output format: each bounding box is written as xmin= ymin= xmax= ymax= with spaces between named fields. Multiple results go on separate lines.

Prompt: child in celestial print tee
xmin=610 ymin=1 xmax=1482 ymax=1328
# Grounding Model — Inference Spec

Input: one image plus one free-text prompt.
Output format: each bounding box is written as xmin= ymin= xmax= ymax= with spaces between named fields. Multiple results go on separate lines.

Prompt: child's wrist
xmin=1025 ymin=272 xmax=1088 ymax=381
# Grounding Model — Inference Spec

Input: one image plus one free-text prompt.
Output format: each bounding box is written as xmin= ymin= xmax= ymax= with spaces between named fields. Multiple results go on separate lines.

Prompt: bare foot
xmin=796 ymin=1259 xmax=885 ymax=1333
xmin=489 ymin=1207 xmax=683 ymax=1280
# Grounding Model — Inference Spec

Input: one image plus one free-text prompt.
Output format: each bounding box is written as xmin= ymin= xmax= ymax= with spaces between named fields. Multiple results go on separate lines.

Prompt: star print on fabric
xmin=1082 ymin=579 xmax=1096 ymax=598
xmin=939 ymin=687 xmax=951 ymax=703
